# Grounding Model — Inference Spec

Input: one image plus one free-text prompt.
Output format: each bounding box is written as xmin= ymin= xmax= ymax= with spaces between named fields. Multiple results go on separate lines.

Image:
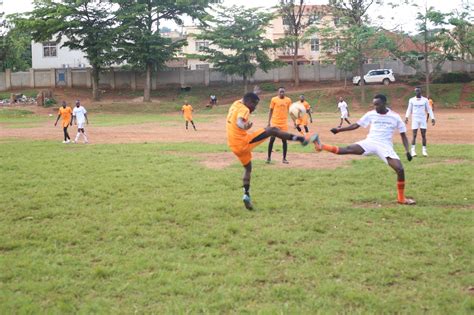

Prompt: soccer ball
xmin=289 ymin=102 xmax=306 ymax=120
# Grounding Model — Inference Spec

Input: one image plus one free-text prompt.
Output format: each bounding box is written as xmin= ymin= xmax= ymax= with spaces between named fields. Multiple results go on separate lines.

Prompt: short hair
xmin=415 ymin=86 xmax=422 ymax=90
xmin=278 ymin=86 xmax=285 ymax=90
xmin=299 ymin=94 xmax=305 ymax=97
xmin=243 ymin=92 xmax=260 ymax=105
xmin=374 ymin=94 xmax=387 ymax=104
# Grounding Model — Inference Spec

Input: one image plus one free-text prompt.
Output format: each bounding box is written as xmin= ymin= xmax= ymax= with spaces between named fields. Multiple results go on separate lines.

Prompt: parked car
xmin=353 ymin=69 xmax=396 ymax=86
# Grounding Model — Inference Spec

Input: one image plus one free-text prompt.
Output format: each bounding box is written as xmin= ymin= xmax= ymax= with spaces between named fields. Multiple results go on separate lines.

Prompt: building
xmin=31 ymin=38 xmax=90 ymax=69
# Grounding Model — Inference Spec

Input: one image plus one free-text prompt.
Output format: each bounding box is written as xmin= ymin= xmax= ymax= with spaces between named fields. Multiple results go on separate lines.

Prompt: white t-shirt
xmin=73 ymin=106 xmax=87 ymax=123
xmin=406 ymin=96 xmax=435 ymax=120
xmin=357 ymin=109 xmax=406 ymax=145
xmin=338 ymin=101 xmax=348 ymax=115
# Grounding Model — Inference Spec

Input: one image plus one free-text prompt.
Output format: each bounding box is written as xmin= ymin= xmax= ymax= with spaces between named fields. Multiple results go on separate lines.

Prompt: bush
xmin=44 ymin=98 xmax=57 ymax=107
xmin=433 ymin=72 xmax=472 ymax=84
xmin=259 ymin=82 xmax=278 ymax=92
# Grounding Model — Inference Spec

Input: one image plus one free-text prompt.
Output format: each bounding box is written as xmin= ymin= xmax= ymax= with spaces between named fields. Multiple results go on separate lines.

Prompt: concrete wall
xmin=1 ymin=61 xmax=472 ymax=91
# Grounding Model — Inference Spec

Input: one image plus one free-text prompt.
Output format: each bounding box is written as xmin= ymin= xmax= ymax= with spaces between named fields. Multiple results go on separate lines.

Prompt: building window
xmin=307 ymin=12 xmax=322 ymax=25
xmin=282 ymin=17 xmax=291 ymax=26
xmin=310 ymin=38 xmax=319 ymax=52
xmin=43 ymin=42 xmax=57 ymax=57
xmin=195 ymin=41 xmax=209 ymax=52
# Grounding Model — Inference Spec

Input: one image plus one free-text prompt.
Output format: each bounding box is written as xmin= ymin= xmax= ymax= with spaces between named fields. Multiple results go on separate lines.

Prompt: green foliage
xmin=195 ymin=5 xmax=283 ymax=91
xmin=44 ymin=98 xmax=57 ymax=107
xmin=0 ymin=15 xmax=32 ymax=71
xmin=433 ymin=72 xmax=472 ymax=84
xmin=0 ymin=140 xmax=472 ymax=312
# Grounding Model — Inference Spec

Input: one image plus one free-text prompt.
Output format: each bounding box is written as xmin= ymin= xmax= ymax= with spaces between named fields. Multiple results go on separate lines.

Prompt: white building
xmin=31 ymin=39 xmax=90 ymax=69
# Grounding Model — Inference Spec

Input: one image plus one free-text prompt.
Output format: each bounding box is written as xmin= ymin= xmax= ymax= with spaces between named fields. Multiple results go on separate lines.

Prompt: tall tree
xmin=447 ymin=1 xmax=473 ymax=60
xmin=15 ymin=0 xmax=118 ymax=100
xmin=0 ymin=16 xmax=32 ymax=71
xmin=194 ymin=5 xmax=283 ymax=93
xmin=318 ymin=0 xmax=384 ymax=104
xmin=278 ymin=0 xmax=319 ymax=87
xmin=114 ymin=0 xmax=214 ymax=102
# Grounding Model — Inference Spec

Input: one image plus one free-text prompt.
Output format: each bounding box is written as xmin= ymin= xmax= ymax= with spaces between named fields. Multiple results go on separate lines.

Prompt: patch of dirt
xmin=1 ymin=108 xmax=473 ymax=146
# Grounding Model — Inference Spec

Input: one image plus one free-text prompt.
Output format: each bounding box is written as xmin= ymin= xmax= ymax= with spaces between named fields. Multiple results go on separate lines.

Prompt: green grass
xmin=0 ymin=109 xmax=50 ymax=127
xmin=0 ymin=140 xmax=472 ymax=313
xmin=0 ymin=90 xmax=39 ymax=99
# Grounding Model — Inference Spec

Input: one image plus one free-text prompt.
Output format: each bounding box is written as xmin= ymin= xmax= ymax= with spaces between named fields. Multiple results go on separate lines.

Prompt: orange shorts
xmin=296 ymin=114 xmax=308 ymax=126
xmin=230 ymin=128 xmax=268 ymax=166
xmin=62 ymin=120 xmax=71 ymax=128
xmin=184 ymin=116 xmax=193 ymax=121
xmin=272 ymin=124 xmax=288 ymax=132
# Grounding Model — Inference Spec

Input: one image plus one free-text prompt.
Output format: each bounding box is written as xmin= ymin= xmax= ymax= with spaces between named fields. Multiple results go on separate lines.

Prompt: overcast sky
xmin=3 ymin=0 xmax=471 ymax=34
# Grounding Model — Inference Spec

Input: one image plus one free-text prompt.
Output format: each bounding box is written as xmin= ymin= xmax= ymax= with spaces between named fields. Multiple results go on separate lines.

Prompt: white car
xmin=353 ymin=69 xmax=396 ymax=86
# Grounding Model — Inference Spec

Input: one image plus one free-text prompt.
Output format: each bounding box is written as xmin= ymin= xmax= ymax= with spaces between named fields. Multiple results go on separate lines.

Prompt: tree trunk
xmin=293 ymin=42 xmax=300 ymax=87
xmin=92 ymin=66 xmax=100 ymax=101
xmin=344 ymin=71 xmax=347 ymax=89
xmin=144 ymin=62 xmax=152 ymax=102
xmin=424 ymin=40 xmax=430 ymax=97
xmin=359 ymin=62 xmax=365 ymax=105
xmin=243 ymin=75 xmax=248 ymax=94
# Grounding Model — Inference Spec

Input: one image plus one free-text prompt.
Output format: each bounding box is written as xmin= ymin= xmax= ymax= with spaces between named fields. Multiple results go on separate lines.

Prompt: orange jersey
xmin=270 ymin=96 xmax=291 ymax=129
xmin=296 ymin=101 xmax=311 ymax=126
xmin=182 ymin=104 xmax=193 ymax=120
xmin=226 ymin=100 xmax=250 ymax=148
xmin=58 ymin=106 xmax=72 ymax=127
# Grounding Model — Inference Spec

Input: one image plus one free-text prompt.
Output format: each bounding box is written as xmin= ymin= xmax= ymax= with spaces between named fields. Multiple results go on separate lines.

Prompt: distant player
xmin=312 ymin=94 xmax=416 ymax=205
xmin=267 ymin=87 xmax=292 ymax=164
xmin=54 ymin=101 xmax=72 ymax=143
xmin=182 ymin=101 xmax=197 ymax=131
xmin=209 ymin=94 xmax=217 ymax=107
xmin=227 ymin=92 xmax=313 ymax=210
xmin=426 ymin=96 xmax=434 ymax=122
xmin=72 ymin=100 xmax=89 ymax=144
xmin=292 ymin=94 xmax=313 ymax=135
xmin=405 ymin=87 xmax=435 ymax=157
xmin=337 ymin=96 xmax=351 ymax=127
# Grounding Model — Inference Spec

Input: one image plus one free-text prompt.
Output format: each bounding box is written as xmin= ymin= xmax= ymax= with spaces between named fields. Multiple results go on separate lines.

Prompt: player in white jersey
xmin=405 ymin=87 xmax=435 ymax=157
xmin=336 ymin=97 xmax=351 ymax=128
xmin=311 ymin=94 xmax=415 ymax=205
xmin=72 ymin=100 xmax=89 ymax=144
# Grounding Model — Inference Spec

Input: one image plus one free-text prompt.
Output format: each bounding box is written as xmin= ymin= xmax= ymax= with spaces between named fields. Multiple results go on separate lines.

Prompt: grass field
xmin=0 ymin=139 xmax=473 ymax=313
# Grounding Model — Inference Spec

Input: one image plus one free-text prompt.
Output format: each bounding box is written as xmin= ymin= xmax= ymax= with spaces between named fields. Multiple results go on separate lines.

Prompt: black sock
xmin=243 ymin=184 xmax=250 ymax=196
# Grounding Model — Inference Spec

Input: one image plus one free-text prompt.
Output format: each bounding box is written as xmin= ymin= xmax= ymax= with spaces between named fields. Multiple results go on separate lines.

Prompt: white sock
xmin=83 ymin=133 xmax=88 ymax=142
xmin=75 ymin=133 xmax=80 ymax=142
xmin=423 ymin=146 xmax=427 ymax=150
xmin=411 ymin=145 xmax=416 ymax=150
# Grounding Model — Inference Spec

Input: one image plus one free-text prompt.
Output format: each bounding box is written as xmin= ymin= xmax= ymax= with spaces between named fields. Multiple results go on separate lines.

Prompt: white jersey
xmin=357 ymin=109 xmax=406 ymax=146
xmin=406 ymin=96 xmax=435 ymax=121
xmin=73 ymin=106 xmax=87 ymax=123
xmin=338 ymin=101 xmax=348 ymax=115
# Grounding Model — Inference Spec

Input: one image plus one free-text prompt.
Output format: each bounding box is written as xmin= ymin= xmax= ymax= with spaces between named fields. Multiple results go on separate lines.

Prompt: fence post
xmin=86 ymin=68 xmax=92 ymax=88
xmin=204 ymin=67 xmax=210 ymax=86
xmin=131 ymin=71 xmax=136 ymax=91
xmin=30 ymin=69 xmax=35 ymax=88
xmin=5 ymin=69 xmax=11 ymax=90
xmin=67 ymin=68 xmax=72 ymax=88
xmin=50 ymin=68 xmax=56 ymax=88
xmin=110 ymin=68 xmax=116 ymax=90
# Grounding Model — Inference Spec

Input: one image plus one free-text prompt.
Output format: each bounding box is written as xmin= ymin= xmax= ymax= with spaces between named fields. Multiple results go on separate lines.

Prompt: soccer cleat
xmin=282 ymin=159 xmax=289 ymax=164
xmin=242 ymin=194 xmax=254 ymax=210
xmin=309 ymin=133 xmax=322 ymax=151
xmin=422 ymin=148 xmax=428 ymax=157
xmin=265 ymin=159 xmax=271 ymax=164
xmin=62 ymin=141 xmax=67 ymax=144
xmin=65 ymin=140 xmax=70 ymax=144
xmin=398 ymin=198 xmax=416 ymax=205
xmin=411 ymin=148 xmax=417 ymax=157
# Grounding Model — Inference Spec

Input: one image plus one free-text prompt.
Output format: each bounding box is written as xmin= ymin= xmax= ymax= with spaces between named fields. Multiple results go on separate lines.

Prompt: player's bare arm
xmin=400 ymin=132 xmax=412 ymax=161
xmin=54 ymin=114 xmax=61 ymax=126
xmin=237 ymin=117 xmax=253 ymax=130
xmin=308 ymin=109 xmax=313 ymax=123
xmin=85 ymin=113 xmax=89 ymax=125
xmin=267 ymin=108 xmax=273 ymax=127
xmin=331 ymin=123 xmax=360 ymax=134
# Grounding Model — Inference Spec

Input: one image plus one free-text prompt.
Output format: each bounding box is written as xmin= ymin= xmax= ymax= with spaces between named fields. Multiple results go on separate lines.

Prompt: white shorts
xmin=341 ymin=112 xmax=348 ymax=119
xmin=356 ymin=139 xmax=400 ymax=164
xmin=77 ymin=122 xmax=85 ymax=129
xmin=411 ymin=118 xmax=427 ymax=130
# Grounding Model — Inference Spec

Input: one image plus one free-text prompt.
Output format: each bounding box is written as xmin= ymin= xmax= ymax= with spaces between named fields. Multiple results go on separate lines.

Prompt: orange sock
xmin=397 ymin=181 xmax=405 ymax=203
xmin=322 ymin=144 xmax=339 ymax=154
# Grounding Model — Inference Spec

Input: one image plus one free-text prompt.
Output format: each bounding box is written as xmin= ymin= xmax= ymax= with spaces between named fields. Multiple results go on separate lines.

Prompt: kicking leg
xmin=387 ymin=157 xmax=415 ymax=205
xmin=82 ymin=129 xmax=89 ymax=143
xmin=314 ymin=139 xmax=365 ymax=155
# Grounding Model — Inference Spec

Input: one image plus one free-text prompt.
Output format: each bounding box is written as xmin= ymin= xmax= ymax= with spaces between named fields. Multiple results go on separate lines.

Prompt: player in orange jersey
xmin=267 ymin=87 xmax=292 ymax=164
xmin=54 ymin=101 xmax=73 ymax=143
xmin=294 ymin=94 xmax=313 ymax=135
xmin=227 ymin=92 xmax=316 ymax=210
xmin=182 ymin=101 xmax=197 ymax=131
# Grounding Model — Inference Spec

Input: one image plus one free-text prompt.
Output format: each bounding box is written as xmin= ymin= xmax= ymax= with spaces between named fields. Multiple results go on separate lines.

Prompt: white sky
xmin=3 ymin=0 xmax=470 ymax=34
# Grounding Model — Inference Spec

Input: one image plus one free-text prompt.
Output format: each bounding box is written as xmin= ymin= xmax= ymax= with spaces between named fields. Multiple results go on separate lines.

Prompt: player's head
xmin=278 ymin=87 xmax=285 ymax=98
xmin=243 ymin=92 xmax=260 ymax=113
xmin=299 ymin=94 xmax=305 ymax=101
xmin=415 ymin=87 xmax=422 ymax=98
xmin=61 ymin=101 xmax=67 ymax=108
xmin=184 ymin=100 xmax=189 ymax=105
xmin=75 ymin=100 xmax=80 ymax=107
xmin=339 ymin=96 xmax=344 ymax=102
xmin=373 ymin=94 xmax=387 ymax=112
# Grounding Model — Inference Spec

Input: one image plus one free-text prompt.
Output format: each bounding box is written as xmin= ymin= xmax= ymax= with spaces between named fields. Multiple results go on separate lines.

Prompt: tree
xmin=15 ymin=0 xmax=118 ymax=101
xmin=447 ymin=2 xmax=473 ymax=60
xmin=317 ymin=0 xmax=384 ymax=104
xmin=114 ymin=0 xmax=215 ymax=102
xmin=278 ymin=0 xmax=319 ymax=87
xmin=194 ymin=5 xmax=283 ymax=93
xmin=0 ymin=16 xmax=32 ymax=71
